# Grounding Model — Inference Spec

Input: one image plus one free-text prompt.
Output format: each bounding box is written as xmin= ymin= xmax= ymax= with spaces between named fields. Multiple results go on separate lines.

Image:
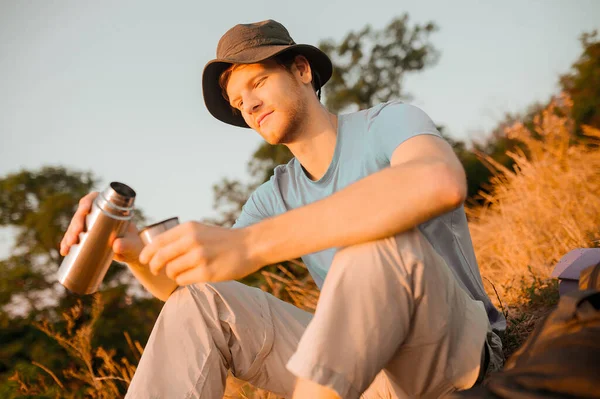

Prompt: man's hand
xmin=138 ymin=222 xmax=259 ymax=285
xmin=60 ymin=191 xmax=145 ymax=264
xmin=60 ymin=191 xmax=99 ymax=257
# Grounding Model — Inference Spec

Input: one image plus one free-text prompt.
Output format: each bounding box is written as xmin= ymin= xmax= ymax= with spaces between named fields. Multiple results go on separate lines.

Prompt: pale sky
xmin=1 ymin=0 xmax=599 ymax=257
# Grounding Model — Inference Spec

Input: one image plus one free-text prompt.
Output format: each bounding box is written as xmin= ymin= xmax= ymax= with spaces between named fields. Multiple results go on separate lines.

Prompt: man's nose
xmin=242 ymin=96 xmax=261 ymax=114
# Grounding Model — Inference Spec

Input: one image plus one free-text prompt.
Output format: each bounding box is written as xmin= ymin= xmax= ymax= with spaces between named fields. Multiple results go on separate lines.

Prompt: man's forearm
xmin=126 ymin=261 xmax=178 ymax=301
xmin=246 ymin=160 xmax=466 ymax=267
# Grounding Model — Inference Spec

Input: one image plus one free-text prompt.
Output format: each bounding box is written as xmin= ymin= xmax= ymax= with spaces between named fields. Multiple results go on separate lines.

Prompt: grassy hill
xmin=10 ymin=95 xmax=600 ymax=398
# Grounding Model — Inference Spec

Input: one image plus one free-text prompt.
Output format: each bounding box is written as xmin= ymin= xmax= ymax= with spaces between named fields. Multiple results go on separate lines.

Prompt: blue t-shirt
xmin=233 ymin=101 xmax=506 ymax=333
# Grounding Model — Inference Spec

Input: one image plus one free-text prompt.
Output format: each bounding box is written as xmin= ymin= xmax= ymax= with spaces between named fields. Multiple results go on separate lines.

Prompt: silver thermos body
xmin=57 ymin=182 xmax=136 ymax=295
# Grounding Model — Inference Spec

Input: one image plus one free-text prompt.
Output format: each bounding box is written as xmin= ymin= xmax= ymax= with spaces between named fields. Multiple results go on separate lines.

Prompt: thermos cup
xmin=57 ymin=182 xmax=136 ymax=295
xmin=139 ymin=217 xmax=180 ymax=245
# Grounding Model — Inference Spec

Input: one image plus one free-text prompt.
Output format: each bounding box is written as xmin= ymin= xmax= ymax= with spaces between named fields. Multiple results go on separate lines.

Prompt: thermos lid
xmin=102 ymin=182 xmax=136 ymax=209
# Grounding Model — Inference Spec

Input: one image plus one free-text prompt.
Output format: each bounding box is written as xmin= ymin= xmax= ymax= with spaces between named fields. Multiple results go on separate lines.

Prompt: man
xmin=60 ymin=19 xmax=505 ymax=398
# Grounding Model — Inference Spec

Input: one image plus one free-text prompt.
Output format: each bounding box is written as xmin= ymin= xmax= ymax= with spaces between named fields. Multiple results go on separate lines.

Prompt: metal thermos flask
xmin=57 ymin=182 xmax=136 ymax=295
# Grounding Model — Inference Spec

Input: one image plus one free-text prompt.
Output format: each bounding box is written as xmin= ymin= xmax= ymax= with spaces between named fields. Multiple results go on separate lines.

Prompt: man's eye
xmin=238 ymin=101 xmax=243 ymax=109
xmin=255 ymin=77 xmax=267 ymax=88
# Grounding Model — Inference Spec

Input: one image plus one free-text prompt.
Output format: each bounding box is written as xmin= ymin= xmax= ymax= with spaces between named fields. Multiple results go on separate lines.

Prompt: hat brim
xmin=202 ymin=44 xmax=332 ymax=128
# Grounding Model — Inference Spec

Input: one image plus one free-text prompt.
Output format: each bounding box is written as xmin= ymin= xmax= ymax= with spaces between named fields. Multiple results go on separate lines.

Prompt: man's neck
xmin=286 ymin=103 xmax=338 ymax=181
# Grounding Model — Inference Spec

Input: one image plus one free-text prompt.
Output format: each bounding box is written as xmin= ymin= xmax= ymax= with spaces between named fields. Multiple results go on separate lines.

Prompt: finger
xmin=125 ymin=221 xmax=139 ymax=234
xmin=172 ymin=264 xmax=214 ymax=286
xmin=149 ymin=221 xmax=195 ymax=248
xmin=61 ymin=215 xmax=87 ymax=256
xmin=70 ymin=194 xmax=96 ymax=234
xmin=113 ymin=236 xmax=143 ymax=261
xmin=139 ymin=223 xmax=194 ymax=265
xmin=138 ymin=230 xmax=179 ymax=264
xmin=163 ymin=248 xmax=207 ymax=280
xmin=60 ymin=193 xmax=97 ymax=254
xmin=144 ymin=235 xmax=195 ymax=275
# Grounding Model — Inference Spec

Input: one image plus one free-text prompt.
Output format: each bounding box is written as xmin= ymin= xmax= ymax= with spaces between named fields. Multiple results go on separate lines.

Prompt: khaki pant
xmin=126 ymin=229 xmax=503 ymax=399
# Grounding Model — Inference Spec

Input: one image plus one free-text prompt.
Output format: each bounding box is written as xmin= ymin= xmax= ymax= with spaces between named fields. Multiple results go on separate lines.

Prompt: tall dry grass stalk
xmin=11 ymin=294 xmax=143 ymax=398
xmin=260 ymin=260 xmax=319 ymax=312
xmin=467 ymin=94 xmax=600 ymax=305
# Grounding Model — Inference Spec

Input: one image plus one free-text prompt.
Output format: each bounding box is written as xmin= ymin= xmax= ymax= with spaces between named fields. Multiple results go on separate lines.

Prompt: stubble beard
xmin=276 ymin=92 xmax=308 ymax=145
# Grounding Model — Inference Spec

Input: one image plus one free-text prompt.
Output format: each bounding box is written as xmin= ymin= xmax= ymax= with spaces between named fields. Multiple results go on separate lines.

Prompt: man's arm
xmin=111 ymin=224 xmax=179 ymax=301
xmin=138 ymin=134 xmax=467 ymax=285
xmin=125 ymin=260 xmax=179 ymax=301
xmin=246 ymin=134 xmax=466 ymax=267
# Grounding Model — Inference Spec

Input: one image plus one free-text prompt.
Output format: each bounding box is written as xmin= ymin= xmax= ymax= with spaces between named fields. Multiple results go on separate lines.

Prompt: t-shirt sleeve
xmin=369 ymin=101 xmax=442 ymax=164
xmin=232 ymin=179 xmax=276 ymax=229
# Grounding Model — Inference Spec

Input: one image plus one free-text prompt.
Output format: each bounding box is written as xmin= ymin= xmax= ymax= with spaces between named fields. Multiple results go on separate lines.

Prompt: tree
xmin=0 ymin=167 xmax=162 ymax=396
xmin=320 ymin=14 xmax=439 ymax=113
xmin=469 ymin=28 xmax=600 ymax=202
xmin=463 ymin=102 xmax=547 ymax=202
xmin=560 ymin=30 xmax=600 ymax=133
xmin=0 ymin=167 xmax=97 ymax=315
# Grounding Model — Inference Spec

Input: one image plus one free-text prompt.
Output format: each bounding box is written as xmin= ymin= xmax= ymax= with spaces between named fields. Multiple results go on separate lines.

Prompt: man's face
xmin=225 ymin=59 xmax=309 ymax=145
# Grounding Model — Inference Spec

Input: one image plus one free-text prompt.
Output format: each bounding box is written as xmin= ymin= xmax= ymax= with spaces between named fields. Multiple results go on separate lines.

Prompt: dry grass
xmin=10 ymin=294 xmax=142 ymax=398
xmin=259 ymin=260 xmax=319 ymax=313
xmin=466 ymin=94 xmax=600 ymax=361
xmin=467 ymin=94 xmax=600 ymax=306
xmin=224 ymin=375 xmax=284 ymax=399
xmin=13 ymin=94 xmax=600 ymax=398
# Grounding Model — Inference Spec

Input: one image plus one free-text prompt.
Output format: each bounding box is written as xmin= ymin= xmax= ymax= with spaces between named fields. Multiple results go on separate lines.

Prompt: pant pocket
xmin=233 ymin=287 xmax=275 ymax=382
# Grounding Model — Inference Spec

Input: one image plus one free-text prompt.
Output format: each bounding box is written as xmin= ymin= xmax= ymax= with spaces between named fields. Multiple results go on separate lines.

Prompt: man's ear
xmin=292 ymin=55 xmax=313 ymax=85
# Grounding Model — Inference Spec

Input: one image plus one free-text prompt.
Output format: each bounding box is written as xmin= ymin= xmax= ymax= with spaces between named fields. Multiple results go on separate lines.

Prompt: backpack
xmin=454 ymin=262 xmax=600 ymax=398
xmin=580 ymin=261 xmax=600 ymax=292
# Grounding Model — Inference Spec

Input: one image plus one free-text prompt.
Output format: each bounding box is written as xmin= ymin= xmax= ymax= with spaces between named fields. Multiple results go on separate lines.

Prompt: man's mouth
xmin=257 ymin=111 xmax=273 ymax=127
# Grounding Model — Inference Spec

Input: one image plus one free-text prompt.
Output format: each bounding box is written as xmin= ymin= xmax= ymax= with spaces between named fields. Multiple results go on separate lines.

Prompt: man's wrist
xmin=125 ymin=259 xmax=146 ymax=270
xmin=244 ymin=220 xmax=275 ymax=268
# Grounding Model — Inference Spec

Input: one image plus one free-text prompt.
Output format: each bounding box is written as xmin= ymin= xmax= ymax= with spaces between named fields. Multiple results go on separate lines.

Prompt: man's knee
xmin=159 ymin=281 xmax=244 ymax=331
xmin=323 ymin=228 xmax=454 ymax=319
xmin=330 ymin=229 xmax=426 ymax=280
xmin=185 ymin=280 xmax=239 ymax=304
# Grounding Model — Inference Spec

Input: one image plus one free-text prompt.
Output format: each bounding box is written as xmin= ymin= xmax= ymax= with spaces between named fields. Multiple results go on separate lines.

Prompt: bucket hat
xmin=202 ymin=19 xmax=332 ymax=128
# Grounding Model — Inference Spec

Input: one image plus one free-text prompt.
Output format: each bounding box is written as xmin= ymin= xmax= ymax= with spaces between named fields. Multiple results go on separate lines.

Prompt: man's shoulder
xmin=341 ymin=101 xmax=431 ymax=127
xmin=367 ymin=101 xmax=431 ymax=120
xmin=365 ymin=101 xmax=438 ymax=136
xmin=339 ymin=101 xmax=397 ymax=120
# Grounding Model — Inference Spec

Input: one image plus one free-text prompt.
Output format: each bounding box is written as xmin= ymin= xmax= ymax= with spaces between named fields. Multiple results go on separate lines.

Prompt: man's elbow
xmin=154 ymin=285 xmax=179 ymax=302
xmin=156 ymin=293 xmax=171 ymax=302
xmin=434 ymin=162 xmax=467 ymax=210
xmin=446 ymin=182 xmax=467 ymax=209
